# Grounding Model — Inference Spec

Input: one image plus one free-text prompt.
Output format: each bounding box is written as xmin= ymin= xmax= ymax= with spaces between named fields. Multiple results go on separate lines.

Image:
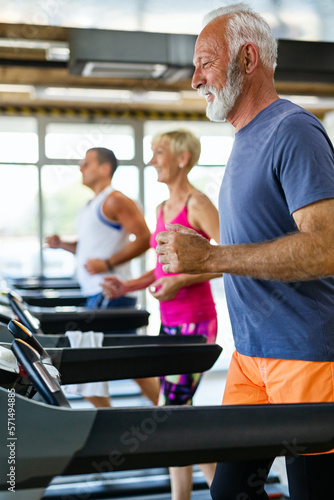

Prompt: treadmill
xmin=0 ymin=320 xmax=225 ymax=500
xmin=13 ymin=288 xmax=88 ymax=308
xmin=0 ymin=290 xmax=209 ymax=349
xmin=0 ymin=289 xmax=149 ymax=335
xmin=2 ymin=275 xmax=87 ymax=307
xmin=0 ymin=321 xmax=333 ymax=500
xmin=0 ymin=288 xmax=150 ymax=334
xmin=5 ymin=276 xmax=81 ymax=291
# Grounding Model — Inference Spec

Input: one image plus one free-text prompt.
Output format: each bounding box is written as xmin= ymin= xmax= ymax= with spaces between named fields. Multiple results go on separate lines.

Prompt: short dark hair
xmin=88 ymin=147 xmax=118 ymax=177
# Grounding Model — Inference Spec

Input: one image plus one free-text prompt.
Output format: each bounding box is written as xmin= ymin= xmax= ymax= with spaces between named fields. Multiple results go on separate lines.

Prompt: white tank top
xmin=76 ymin=185 xmax=133 ymax=296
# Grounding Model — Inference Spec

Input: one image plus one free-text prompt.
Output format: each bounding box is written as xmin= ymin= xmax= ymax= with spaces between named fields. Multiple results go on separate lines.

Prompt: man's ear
xmin=241 ymin=42 xmax=259 ymax=73
xmin=101 ymin=162 xmax=113 ymax=178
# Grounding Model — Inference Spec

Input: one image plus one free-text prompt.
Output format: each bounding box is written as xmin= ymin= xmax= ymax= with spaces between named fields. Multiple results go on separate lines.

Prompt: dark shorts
xmin=85 ymin=292 xmax=137 ymax=310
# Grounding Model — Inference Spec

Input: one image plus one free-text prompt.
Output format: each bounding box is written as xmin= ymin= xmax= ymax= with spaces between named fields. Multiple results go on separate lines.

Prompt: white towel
xmin=62 ymin=330 xmax=109 ymax=398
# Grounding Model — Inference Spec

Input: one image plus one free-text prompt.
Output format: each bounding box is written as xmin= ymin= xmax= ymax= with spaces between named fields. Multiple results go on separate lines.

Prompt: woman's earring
xmin=179 ymin=163 xmax=184 ymax=168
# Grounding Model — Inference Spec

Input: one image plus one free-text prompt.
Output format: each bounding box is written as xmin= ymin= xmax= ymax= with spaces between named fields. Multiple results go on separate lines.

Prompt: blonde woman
xmin=102 ymin=129 xmax=221 ymax=500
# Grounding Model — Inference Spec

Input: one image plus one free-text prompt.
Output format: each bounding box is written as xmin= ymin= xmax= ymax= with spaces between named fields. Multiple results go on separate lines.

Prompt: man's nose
xmin=191 ymin=66 xmax=205 ymax=90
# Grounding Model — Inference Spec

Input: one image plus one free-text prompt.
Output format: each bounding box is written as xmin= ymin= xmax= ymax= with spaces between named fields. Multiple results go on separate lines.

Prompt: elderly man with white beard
xmin=156 ymin=3 xmax=334 ymax=500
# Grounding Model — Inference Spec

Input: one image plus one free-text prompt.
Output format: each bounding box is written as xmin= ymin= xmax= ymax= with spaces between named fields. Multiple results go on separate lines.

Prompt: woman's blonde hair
xmin=152 ymin=129 xmax=201 ymax=169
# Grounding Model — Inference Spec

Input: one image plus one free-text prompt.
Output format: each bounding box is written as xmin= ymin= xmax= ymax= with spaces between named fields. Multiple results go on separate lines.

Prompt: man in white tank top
xmin=45 ymin=147 xmax=157 ymax=407
xmin=46 ymin=147 xmax=150 ymax=306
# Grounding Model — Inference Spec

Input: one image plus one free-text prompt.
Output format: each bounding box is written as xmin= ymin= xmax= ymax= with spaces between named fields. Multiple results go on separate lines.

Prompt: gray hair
xmin=203 ymin=3 xmax=277 ymax=71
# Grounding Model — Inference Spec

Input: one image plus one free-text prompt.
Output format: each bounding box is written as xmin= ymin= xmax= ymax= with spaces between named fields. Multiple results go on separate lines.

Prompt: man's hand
xmin=45 ymin=234 xmax=62 ymax=248
xmin=44 ymin=235 xmax=77 ymax=254
xmin=85 ymin=258 xmax=108 ymax=275
xmin=156 ymin=223 xmax=213 ymax=274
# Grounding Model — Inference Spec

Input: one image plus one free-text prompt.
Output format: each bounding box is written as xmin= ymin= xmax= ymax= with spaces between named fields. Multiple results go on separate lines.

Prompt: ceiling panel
xmin=0 ymin=0 xmax=333 ymax=114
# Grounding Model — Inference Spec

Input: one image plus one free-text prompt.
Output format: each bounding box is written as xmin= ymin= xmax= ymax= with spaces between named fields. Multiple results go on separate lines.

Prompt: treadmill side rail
xmin=1 ymin=387 xmax=334 ymax=494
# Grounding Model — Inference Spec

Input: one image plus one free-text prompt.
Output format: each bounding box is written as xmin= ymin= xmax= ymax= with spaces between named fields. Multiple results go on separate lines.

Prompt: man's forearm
xmin=208 ymin=231 xmax=334 ymax=281
xmin=60 ymin=241 xmax=77 ymax=254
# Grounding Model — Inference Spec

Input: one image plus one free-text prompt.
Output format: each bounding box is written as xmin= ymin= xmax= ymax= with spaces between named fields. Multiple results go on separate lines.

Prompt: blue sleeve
xmin=273 ymin=112 xmax=334 ymax=215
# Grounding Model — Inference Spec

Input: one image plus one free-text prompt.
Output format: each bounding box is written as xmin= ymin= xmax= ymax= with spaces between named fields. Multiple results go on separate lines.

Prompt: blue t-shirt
xmin=219 ymin=99 xmax=334 ymax=361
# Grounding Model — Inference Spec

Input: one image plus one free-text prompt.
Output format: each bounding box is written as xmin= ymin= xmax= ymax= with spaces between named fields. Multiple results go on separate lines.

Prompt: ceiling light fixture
xmin=0 ymin=84 xmax=34 ymax=93
xmin=33 ymin=86 xmax=181 ymax=103
xmin=82 ymin=62 xmax=168 ymax=79
xmin=0 ymin=38 xmax=70 ymax=61
xmin=281 ymin=95 xmax=334 ymax=109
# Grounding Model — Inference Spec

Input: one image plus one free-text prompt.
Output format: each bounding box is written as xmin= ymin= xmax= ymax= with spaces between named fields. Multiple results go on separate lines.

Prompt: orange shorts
xmin=223 ymin=350 xmax=334 ymax=454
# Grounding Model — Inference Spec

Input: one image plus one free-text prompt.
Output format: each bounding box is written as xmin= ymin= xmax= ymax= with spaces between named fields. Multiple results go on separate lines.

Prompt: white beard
xmin=199 ymin=58 xmax=244 ymax=122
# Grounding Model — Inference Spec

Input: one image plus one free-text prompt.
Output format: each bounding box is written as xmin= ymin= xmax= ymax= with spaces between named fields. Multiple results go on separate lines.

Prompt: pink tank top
xmin=150 ymin=203 xmax=216 ymax=326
